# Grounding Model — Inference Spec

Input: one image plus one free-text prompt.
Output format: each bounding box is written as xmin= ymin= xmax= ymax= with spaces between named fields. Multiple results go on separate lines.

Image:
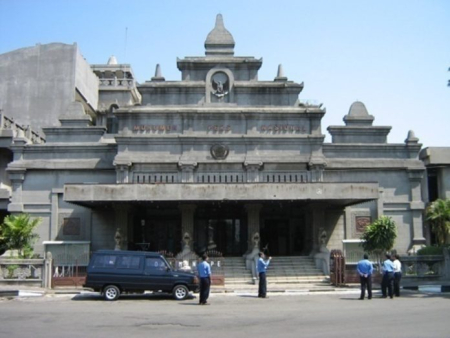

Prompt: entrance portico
xmin=64 ymin=182 xmax=379 ymax=256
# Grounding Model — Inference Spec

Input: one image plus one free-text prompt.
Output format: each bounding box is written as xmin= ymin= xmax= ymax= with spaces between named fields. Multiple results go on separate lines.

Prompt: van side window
xmin=117 ymin=255 xmax=142 ymax=269
xmin=92 ymin=255 xmax=117 ymax=268
xmin=145 ymin=258 xmax=167 ymax=274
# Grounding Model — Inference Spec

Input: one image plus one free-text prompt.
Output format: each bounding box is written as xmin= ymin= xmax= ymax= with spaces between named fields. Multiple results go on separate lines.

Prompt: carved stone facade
xmin=0 ymin=14 xmax=429 ymax=257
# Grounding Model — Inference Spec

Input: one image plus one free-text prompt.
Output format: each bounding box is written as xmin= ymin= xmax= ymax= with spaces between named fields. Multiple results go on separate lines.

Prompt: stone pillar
xmin=7 ymin=168 xmax=26 ymax=213
xmin=179 ymin=204 xmax=196 ymax=252
xmin=408 ymin=170 xmax=426 ymax=252
xmin=244 ymin=161 xmax=262 ymax=183
xmin=51 ymin=189 xmax=64 ymax=240
xmin=245 ymin=204 xmax=262 ymax=251
xmin=376 ymin=188 xmax=384 ymax=218
xmin=114 ymin=162 xmax=131 ymax=183
xmin=310 ymin=205 xmax=325 ymax=253
xmin=179 ymin=162 xmax=197 ymax=183
xmin=114 ymin=204 xmax=129 ymax=250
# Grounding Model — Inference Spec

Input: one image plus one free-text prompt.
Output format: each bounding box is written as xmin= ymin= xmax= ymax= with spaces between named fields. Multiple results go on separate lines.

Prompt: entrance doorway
xmin=261 ymin=218 xmax=304 ymax=256
xmin=131 ymin=216 xmax=181 ymax=254
xmin=194 ymin=218 xmax=247 ymax=256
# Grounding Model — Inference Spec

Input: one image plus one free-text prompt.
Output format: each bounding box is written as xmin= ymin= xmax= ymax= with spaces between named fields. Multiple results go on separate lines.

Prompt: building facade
xmin=0 ymin=15 xmax=428 ymax=259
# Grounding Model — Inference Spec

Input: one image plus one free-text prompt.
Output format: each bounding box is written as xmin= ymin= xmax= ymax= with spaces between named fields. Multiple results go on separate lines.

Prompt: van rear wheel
xmin=103 ymin=285 xmax=120 ymax=301
xmin=173 ymin=285 xmax=189 ymax=300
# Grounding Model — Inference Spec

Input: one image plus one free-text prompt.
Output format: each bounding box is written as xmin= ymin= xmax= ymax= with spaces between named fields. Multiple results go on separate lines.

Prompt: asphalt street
xmin=0 ymin=290 xmax=449 ymax=338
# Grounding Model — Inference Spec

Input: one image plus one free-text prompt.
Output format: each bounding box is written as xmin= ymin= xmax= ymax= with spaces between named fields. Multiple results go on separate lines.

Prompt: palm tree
xmin=0 ymin=214 xmax=41 ymax=258
xmin=360 ymin=216 xmax=397 ymax=270
xmin=426 ymin=199 xmax=450 ymax=245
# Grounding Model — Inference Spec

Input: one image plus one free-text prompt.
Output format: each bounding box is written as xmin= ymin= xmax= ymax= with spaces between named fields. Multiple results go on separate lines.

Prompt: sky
xmin=0 ymin=0 xmax=449 ymax=146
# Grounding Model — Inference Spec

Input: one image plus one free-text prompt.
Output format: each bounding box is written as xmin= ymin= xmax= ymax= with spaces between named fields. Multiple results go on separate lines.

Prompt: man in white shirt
xmin=393 ymin=254 xmax=402 ymax=297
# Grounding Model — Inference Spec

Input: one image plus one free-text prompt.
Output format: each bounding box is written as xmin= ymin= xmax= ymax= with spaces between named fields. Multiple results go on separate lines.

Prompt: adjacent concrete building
xmin=0 ymin=15 xmax=431 ymax=261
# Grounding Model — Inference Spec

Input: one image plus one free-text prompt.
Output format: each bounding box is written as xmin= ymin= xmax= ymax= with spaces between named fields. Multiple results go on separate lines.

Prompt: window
xmin=117 ymin=255 xmax=142 ymax=269
xmin=145 ymin=257 xmax=168 ymax=273
xmin=92 ymin=255 xmax=117 ymax=268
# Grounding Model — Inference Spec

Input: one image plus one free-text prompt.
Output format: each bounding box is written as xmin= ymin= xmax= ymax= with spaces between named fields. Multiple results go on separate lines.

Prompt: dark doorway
xmin=261 ymin=218 xmax=304 ymax=256
xmin=131 ymin=216 xmax=181 ymax=254
xmin=194 ymin=204 xmax=248 ymax=256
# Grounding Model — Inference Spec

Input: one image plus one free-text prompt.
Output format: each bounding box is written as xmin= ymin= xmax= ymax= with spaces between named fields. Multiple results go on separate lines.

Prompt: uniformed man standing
xmin=257 ymin=252 xmax=272 ymax=298
xmin=197 ymin=253 xmax=211 ymax=305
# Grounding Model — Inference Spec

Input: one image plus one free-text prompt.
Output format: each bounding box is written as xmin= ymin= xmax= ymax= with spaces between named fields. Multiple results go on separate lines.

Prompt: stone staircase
xmin=219 ymin=256 xmax=333 ymax=292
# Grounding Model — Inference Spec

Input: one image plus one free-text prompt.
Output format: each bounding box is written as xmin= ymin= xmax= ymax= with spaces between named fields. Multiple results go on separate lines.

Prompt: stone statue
xmin=252 ymin=232 xmax=260 ymax=249
xmin=314 ymin=227 xmax=330 ymax=275
xmin=182 ymin=232 xmax=191 ymax=252
xmin=319 ymin=228 xmax=327 ymax=246
xmin=114 ymin=228 xmax=123 ymax=251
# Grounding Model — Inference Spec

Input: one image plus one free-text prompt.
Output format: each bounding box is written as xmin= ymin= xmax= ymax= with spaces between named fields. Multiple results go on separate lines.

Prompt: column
xmin=114 ymin=204 xmax=129 ymax=250
xmin=245 ymin=204 xmax=262 ymax=251
xmin=179 ymin=162 xmax=197 ymax=183
xmin=408 ymin=170 xmax=426 ymax=251
xmin=244 ymin=161 xmax=262 ymax=183
xmin=310 ymin=204 xmax=325 ymax=253
xmin=114 ymin=162 xmax=131 ymax=183
xmin=7 ymin=168 xmax=26 ymax=213
xmin=179 ymin=204 xmax=196 ymax=252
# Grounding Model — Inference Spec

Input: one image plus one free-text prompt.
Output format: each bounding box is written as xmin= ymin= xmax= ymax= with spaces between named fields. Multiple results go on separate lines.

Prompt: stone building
xmin=0 ymin=15 xmax=428 ymax=260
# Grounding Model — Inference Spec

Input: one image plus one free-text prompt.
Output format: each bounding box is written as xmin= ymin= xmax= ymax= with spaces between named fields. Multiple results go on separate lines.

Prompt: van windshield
xmin=145 ymin=257 xmax=169 ymax=274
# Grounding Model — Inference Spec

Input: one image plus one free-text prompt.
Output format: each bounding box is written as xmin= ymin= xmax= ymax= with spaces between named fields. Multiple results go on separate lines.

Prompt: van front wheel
xmin=103 ymin=285 xmax=120 ymax=301
xmin=173 ymin=285 xmax=189 ymax=300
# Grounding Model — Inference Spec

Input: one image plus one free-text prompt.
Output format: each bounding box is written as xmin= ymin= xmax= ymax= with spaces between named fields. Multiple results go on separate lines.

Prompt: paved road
xmin=1 ymin=290 xmax=449 ymax=338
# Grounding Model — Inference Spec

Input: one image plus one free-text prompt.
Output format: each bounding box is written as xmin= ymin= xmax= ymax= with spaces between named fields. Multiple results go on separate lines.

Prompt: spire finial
xmin=405 ymin=130 xmax=419 ymax=144
xmin=107 ymin=55 xmax=118 ymax=65
xmin=205 ymin=14 xmax=235 ymax=56
xmin=151 ymin=64 xmax=165 ymax=81
xmin=274 ymin=64 xmax=288 ymax=82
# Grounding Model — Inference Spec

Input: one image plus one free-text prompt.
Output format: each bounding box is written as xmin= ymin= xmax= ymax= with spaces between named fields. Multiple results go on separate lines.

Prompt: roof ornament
xmin=151 ymin=64 xmax=165 ymax=81
xmin=107 ymin=55 xmax=118 ymax=65
xmin=205 ymin=14 xmax=235 ymax=56
xmin=405 ymin=130 xmax=419 ymax=144
xmin=274 ymin=64 xmax=288 ymax=82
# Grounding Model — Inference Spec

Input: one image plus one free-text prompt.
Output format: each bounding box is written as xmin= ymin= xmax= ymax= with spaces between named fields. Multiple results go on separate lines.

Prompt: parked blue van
xmin=84 ymin=250 xmax=198 ymax=301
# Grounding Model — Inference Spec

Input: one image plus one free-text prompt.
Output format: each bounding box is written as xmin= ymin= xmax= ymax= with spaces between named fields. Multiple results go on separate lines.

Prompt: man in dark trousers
xmin=257 ymin=252 xmax=272 ymax=298
xmin=381 ymin=254 xmax=395 ymax=299
xmin=356 ymin=254 xmax=373 ymax=300
xmin=197 ymin=253 xmax=211 ymax=305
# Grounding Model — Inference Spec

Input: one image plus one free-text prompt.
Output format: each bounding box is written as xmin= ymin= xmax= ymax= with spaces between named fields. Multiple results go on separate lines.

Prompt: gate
xmin=330 ymin=249 xmax=345 ymax=286
xmin=45 ymin=242 xmax=90 ymax=288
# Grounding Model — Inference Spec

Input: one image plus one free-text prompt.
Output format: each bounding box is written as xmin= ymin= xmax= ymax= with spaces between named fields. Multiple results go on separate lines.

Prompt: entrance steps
xmin=221 ymin=256 xmax=332 ymax=292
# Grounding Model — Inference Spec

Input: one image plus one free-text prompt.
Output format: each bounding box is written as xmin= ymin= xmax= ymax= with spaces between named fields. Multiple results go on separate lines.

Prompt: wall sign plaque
xmin=210 ymin=144 xmax=229 ymax=160
xmin=63 ymin=218 xmax=81 ymax=236
xmin=355 ymin=216 xmax=371 ymax=234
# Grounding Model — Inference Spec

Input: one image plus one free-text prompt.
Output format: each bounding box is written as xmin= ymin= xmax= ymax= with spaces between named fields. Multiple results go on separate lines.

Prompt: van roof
xmin=94 ymin=250 xmax=162 ymax=257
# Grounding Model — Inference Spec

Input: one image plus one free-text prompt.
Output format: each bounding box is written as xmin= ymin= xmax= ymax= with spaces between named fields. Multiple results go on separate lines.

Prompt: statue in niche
xmin=114 ymin=228 xmax=123 ymax=250
xmin=319 ymin=228 xmax=327 ymax=247
xmin=182 ymin=232 xmax=191 ymax=252
xmin=252 ymin=232 xmax=260 ymax=249
xmin=212 ymin=72 xmax=229 ymax=98
xmin=207 ymin=224 xmax=217 ymax=250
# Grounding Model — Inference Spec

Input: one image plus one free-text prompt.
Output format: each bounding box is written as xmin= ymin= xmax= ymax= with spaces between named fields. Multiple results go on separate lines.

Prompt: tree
xmin=426 ymin=198 xmax=450 ymax=245
xmin=0 ymin=214 xmax=41 ymax=258
xmin=360 ymin=216 xmax=397 ymax=269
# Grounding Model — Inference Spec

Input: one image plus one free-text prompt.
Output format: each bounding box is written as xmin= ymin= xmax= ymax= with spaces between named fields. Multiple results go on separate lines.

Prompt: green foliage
xmin=416 ymin=245 xmax=444 ymax=256
xmin=360 ymin=216 xmax=397 ymax=261
xmin=6 ymin=264 xmax=19 ymax=278
xmin=426 ymin=199 xmax=450 ymax=245
xmin=0 ymin=214 xmax=41 ymax=258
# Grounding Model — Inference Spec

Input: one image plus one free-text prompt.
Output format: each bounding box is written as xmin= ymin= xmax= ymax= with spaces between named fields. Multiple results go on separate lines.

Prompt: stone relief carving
xmin=211 ymin=72 xmax=229 ymax=98
xmin=210 ymin=144 xmax=229 ymax=160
